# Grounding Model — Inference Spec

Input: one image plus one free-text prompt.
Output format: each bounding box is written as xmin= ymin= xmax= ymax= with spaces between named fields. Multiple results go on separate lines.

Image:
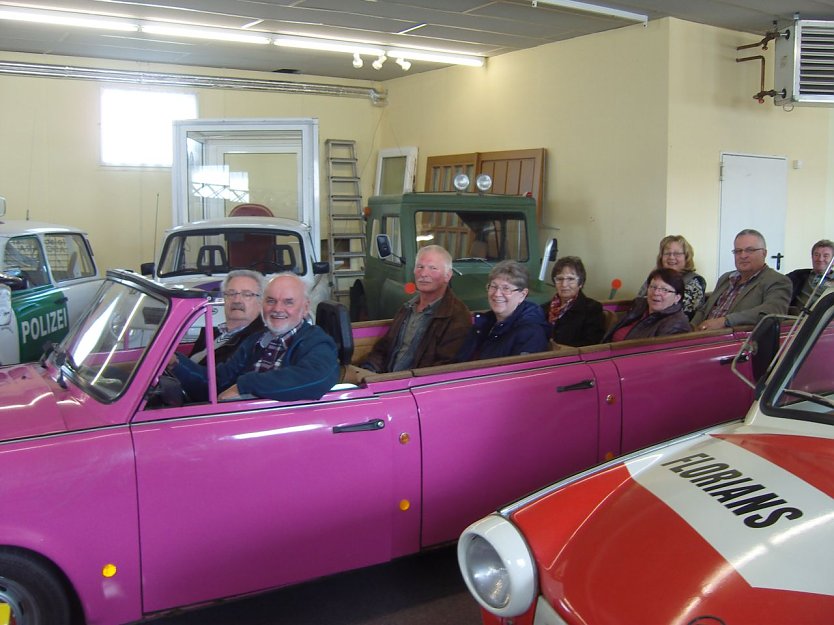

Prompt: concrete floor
xmin=147 ymin=544 xmax=482 ymax=625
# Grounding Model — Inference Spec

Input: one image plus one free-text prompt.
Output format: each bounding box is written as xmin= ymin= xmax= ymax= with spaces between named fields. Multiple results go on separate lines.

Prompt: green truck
xmin=352 ymin=190 xmax=556 ymax=320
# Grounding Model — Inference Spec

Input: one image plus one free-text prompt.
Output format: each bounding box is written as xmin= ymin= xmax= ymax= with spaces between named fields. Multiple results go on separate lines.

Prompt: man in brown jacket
xmin=361 ymin=245 xmax=471 ymax=373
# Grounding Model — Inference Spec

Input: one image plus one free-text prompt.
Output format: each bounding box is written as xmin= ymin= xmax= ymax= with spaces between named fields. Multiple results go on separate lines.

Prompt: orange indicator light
xmin=102 ymin=563 xmax=117 ymax=578
xmin=399 ymin=499 xmax=411 ymax=511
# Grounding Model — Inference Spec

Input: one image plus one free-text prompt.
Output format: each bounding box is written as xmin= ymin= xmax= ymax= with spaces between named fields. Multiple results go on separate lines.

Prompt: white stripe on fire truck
xmin=625 ymin=436 xmax=834 ymax=597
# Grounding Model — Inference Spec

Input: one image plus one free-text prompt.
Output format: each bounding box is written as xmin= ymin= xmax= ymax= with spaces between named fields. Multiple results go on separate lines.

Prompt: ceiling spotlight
xmin=352 ymin=53 xmax=363 ymax=68
xmin=372 ymin=54 xmax=386 ymax=70
xmin=395 ymin=57 xmax=411 ymax=71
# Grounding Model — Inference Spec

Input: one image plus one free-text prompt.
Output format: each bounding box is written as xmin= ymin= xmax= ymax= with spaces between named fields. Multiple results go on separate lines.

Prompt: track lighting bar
xmin=0 ymin=7 xmax=487 ymax=70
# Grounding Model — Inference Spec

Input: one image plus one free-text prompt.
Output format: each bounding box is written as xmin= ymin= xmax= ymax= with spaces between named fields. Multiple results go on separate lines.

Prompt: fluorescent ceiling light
xmin=532 ymin=0 xmax=648 ymax=24
xmin=275 ymin=35 xmax=384 ymax=57
xmin=0 ymin=7 xmax=138 ymax=31
xmin=141 ymin=23 xmax=270 ymax=44
xmin=386 ymin=48 xmax=484 ymax=67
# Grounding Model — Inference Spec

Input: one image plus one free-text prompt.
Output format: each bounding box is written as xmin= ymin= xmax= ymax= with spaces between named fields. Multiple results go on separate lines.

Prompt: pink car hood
xmin=0 ymin=364 xmax=67 ymax=441
xmin=512 ymin=424 xmax=834 ymax=624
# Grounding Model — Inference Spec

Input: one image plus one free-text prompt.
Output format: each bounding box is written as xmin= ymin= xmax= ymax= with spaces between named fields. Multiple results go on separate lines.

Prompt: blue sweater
xmin=173 ymin=322 xmax=340 ymax=401
xmin=456 ymin=300 xmax=551 ymax=361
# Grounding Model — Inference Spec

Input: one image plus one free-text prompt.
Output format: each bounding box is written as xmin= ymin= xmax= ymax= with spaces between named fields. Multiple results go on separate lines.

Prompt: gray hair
xmin=416 ymin=244 xmax=453 ymax=273
xmin=812 ymin=239 xmax=834 ymax=254
xmin=735 ymin=228 xmax=766 ymax=249
xmin=489 ymin=260 xmax=529 ymax=290
xmin=222 ymin=269 xmax=265 ymax=294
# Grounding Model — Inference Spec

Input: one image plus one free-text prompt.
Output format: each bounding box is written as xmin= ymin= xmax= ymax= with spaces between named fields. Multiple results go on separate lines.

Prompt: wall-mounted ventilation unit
xmin=774 ymin=20 xmax=834 ymax=106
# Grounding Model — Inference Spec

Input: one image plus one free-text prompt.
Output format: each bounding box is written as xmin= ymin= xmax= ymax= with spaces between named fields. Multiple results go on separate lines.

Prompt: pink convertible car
xmin=0 ymin=270 xmax=760 ymax=625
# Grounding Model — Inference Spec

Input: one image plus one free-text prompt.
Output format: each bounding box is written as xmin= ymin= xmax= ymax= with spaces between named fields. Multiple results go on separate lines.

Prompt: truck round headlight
xmin=457 ymin=515 xmax=537 ymax=617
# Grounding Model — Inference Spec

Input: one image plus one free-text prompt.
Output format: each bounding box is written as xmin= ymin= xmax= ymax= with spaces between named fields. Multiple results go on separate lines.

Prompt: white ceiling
xmin=1 ymin=0 xmax=834 ymax=81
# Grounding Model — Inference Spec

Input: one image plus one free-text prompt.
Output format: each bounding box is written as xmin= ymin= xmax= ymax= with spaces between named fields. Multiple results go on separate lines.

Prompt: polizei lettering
xmin=662 ymin=452 xmax=803 ymax=528
xmin=21 ymin=308 xmax=68 ymax=344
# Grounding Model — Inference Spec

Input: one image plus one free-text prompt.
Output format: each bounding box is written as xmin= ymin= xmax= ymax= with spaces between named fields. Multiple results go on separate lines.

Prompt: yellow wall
xmin=666 ymin=18 xmax=833 ymax=284
xmin=0 ymin=16 xmax=832 ymax=299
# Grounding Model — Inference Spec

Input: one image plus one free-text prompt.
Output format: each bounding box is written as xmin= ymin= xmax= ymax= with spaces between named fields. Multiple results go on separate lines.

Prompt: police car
xmin=458 ymin=287 xmax=834 ymax=625
xmin=0 ymin=198 xmax=101 ymax=365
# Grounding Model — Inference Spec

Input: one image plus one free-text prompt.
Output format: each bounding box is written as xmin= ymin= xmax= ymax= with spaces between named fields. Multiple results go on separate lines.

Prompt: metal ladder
xmin=325 ymin=139 xmax=366 ymax=304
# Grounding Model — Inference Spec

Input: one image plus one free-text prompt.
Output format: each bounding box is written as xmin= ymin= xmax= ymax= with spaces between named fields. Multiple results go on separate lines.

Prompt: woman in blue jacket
xmin=457 ymin=261 xmax=551 ymax=361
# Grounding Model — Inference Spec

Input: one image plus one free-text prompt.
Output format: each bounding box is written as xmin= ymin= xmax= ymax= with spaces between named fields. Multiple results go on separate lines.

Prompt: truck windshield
xmin=415 ymin=210 xmax=529 ymax=262
xmin=59 ymin=280 xmax=168 ymax=401
xmin=764 ymin=291 xmax=834 ymax=425
xmin=158 ymin=228 xmax=306 ymax=277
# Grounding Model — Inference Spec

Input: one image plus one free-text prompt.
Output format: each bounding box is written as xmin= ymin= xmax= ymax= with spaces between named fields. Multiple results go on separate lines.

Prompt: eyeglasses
xmin=731 ymin=247 xmax=764 ymax=255
xmin=662 ymin=251 xmax=685 ymax=257
xmin=223 ymin=290 xmax=261 ymax=299
xmin=554 ymin=276 xmax=579 ymax=283
xmin=647 ymin=284 xmax=677 ymax=295
xmin=486 ymin=283 xmax=522 ymax=295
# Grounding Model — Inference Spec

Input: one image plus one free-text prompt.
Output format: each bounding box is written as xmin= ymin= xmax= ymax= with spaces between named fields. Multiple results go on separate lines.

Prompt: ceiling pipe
xmin=0 ymin=60 xmax=387 ymax=105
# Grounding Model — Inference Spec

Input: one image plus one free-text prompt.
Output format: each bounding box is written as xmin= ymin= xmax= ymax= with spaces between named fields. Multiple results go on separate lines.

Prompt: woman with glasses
xmin=544 ymin=256 xmax=605 ymax=347
xmin=456 ymin=260 xmax=550 ymax=361
xmin=636 ymin=235 xmax=706 ymax=319
xmin=603 ymin=268 xmax=691 ymax=342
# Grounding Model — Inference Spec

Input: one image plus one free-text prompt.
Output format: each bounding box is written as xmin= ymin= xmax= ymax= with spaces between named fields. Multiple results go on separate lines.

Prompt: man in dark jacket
xmin=787 ymin=239 xmax=833 ymax=309
xmin=361 ymin=245 xmax=471 ymax=373
xmin=188 ymin=269 xmax=265 ymax=365
xmin=171 ymin=273 xmax=339 ymax=401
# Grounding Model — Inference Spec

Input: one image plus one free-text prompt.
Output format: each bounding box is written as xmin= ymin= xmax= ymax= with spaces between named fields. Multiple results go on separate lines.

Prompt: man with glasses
xmin=691 ymin=229 xmax=791 ymax=331
xmin=359 ymin=245 xmax=470 ymax=373
xmin=787 ymin=239 xmax=834 ymax=310
xmin=171 ymin=273 xmax=339 ymax=401
xmin=189 ymin=269 xmax=265 ymax=365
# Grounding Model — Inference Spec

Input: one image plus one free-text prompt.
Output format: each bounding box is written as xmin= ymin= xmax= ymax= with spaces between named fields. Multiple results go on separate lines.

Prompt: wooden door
xmin=425 ymin=148 xmax=546 ymax=221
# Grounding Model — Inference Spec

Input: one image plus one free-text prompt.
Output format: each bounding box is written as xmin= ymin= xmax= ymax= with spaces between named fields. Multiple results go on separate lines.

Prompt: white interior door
xmin=718 ymin=153 xmax=787 ymax=280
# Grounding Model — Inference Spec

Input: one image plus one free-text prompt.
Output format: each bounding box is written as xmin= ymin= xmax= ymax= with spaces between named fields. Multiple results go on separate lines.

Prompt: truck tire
xmin=0 ymin=549 xmax=72 ymax=625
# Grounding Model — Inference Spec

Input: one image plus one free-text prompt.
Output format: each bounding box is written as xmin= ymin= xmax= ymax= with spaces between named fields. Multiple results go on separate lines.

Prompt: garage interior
xmin=0 ymin=1 xmax=833 ymax=623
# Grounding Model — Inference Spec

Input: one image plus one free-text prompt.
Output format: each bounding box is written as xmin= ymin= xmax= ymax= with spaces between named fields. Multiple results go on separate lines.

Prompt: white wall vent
xmin=774 ymin=20 xmax=834 ymax=106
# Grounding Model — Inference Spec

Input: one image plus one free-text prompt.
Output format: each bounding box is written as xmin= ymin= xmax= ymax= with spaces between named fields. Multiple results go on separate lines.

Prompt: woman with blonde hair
xmin=636 ymin=235 xmax=706 ymax=319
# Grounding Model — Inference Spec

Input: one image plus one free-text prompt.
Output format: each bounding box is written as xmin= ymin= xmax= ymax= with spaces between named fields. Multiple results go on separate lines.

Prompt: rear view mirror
xmin=312 ymin=261 xmax=330 ymax=275
xmin=376 ymin=234 xmax=392 ymax=258
xmin=140 ymin=262 xmax=155 ymax=277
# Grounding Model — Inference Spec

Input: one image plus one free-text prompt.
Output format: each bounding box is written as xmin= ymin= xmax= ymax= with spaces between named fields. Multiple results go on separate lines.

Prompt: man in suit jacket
xmin=692 ymin=229 xmax=791 ymax=330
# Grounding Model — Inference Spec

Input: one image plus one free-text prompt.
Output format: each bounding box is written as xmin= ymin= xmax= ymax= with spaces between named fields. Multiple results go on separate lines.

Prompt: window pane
xmin=45 ymin=234 xmax=96 ymax=282
xmin=3 ymin=236 xmax=48 ymax=286
xmin=101 ymin=88 xmax=197 ymax=167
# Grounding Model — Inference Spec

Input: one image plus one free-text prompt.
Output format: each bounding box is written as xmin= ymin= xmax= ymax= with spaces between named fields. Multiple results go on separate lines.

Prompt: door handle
xmin=557 ymin=379 xmax=595 ymax=392
xmin=333 ymin=419 xmax=385 ymax=434
xmin=720 ymin=353 xmax=749 ymax=365
xmin=54 ymin=296 xmax=68 ymax=305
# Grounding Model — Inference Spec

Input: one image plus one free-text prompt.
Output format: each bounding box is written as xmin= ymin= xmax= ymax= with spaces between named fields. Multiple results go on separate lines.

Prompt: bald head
xmin=261 ymin=273 xmax=310 ymax=334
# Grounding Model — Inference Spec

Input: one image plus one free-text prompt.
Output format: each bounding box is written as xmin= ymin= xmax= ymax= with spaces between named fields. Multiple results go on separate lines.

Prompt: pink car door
xmin=131 ymin=388 xmax=417 ymax=614
xmin=612 ymin=332 xmax=755 ymax=453
xmin=414 ymin=352 xmax=609 ymax=546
